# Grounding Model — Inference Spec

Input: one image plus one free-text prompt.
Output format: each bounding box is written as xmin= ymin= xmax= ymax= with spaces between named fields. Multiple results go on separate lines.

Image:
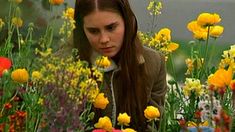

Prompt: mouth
xmin=100 ymin=46 xmax=114 ymax=53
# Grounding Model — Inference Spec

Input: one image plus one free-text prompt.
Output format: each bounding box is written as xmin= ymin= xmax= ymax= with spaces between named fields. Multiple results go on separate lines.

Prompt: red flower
xmin=0 ymin=57 xmax=12 ymax=77
xmin=92 ymin=129 xmax=122 ymax=132
xmin=4 ymin=103 xmax=12 ymax=109
xmin=16 ymin=111 xmax=27 ymax=118
xmin=92 ymin=129 xmax=106 ymax=132
xmin=194 ymin=110 xmax=202 ymax=119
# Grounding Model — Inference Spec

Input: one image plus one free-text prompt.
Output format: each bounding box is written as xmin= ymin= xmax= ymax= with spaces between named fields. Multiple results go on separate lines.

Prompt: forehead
xmin=83 ymin=10 xmax=123 ymax=27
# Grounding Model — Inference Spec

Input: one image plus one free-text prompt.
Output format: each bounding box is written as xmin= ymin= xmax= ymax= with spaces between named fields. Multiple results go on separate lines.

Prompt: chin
xmin=102 ymin=53 xmax=115 ymax=58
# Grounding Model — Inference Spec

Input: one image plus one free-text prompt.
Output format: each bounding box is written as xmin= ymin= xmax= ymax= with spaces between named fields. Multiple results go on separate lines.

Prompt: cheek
xmin=84 ymin=33 xmax=98 ymax=47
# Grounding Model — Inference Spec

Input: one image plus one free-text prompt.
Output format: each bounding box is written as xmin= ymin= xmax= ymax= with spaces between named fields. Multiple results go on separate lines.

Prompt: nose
xmin=100 ymin=32 xmax=110 ymax=45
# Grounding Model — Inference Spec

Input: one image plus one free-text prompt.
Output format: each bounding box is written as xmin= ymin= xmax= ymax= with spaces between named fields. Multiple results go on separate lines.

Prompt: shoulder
xmin=142 ymin=46 xmax=166 ymax=76
xmin=142 ymin=46 xmax=164 ymax=66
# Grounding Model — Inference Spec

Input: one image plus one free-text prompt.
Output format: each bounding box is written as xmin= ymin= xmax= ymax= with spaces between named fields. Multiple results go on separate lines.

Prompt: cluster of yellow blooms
xmin=219 ymin=45 xmax=235 ymax=70
xmin=59 ymin=7 xmax=76 ymax=41
xmin=37 ymin=55 xmax=103 ymax=105
xmin=183 ymin=78 xmax=203 ymax=97
xmin=147 ymin=0 xmax=162 ymax=16
xmin=138 ymin=28 xmax=179 ymax=60
xmin=187 ymin=12 xmax=223 ymax=41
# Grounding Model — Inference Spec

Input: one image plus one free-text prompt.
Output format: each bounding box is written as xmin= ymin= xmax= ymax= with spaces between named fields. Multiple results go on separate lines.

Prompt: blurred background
xmin=0 ymin=0 xmax=235 ymax=81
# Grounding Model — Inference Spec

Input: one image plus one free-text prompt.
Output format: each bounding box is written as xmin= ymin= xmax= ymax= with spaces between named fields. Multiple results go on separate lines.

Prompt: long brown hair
xmin=74 ymin=0 xmax=147 ymax=130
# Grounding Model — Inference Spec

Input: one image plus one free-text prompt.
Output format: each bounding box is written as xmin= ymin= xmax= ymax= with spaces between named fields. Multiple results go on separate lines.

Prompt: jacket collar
xmin=90 ymin=50 xmax=145 ymax=72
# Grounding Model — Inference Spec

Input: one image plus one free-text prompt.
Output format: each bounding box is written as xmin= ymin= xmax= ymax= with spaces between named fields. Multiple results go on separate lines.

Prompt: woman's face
xmin=83 ymin=10 xmax=125 ymax=58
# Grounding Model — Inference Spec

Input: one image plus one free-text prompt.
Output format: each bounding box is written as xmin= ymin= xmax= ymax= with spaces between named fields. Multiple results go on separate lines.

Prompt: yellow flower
xmin=183 ymin=78 xmax=203 ymax=96
xmin=12 ymin=17 xmax=23 ymax=27
xmin=64 ymin=7 xmax=74 ymax=19
xmin=123 ymin=128 xmax=137 ymax=132
xmin=167 ymin=42 xmax=179 ymax=52
xmin=208 ymin=67 xmax=233 ymax=88
xmin=87 ymin=87 xmax=99 ymax=102
xmin=94 ymin=116 xmax=113 ymax=132
xmin=93 ymin=93 xmax=109 ymax=109
xmin=95 ymin=56 xmax=111 ymax=68
xmin=117 ymin=113 xmax=131 ymax=126
xmin=155 ymin=28 xmax=171 ymax=42
xmin=11 ymin=68 xmax=29 ymax=83
xmin=37 ymin=98 xmax=44 ymax=105
xmin=210 ymin=25 xmax=224 ymax=38
xmin=144 ymin=106 xmax=160 ymax=121
xmin=187 ymin=20 xmax=201 ymax=32
xmin=187 ymin=121 xmax=209 ymax=127
xmin=197 ymin=12 xmax=221 ymax=26
xmin=32 ymin=71 xmax=42 ymax=80
xmin=0 ymin=18 xmax=5 ymax=29
xmin=49 ymin=0 xmax=64 ymax=5
xmin=193 ymin=30 xmax=208 ymax=41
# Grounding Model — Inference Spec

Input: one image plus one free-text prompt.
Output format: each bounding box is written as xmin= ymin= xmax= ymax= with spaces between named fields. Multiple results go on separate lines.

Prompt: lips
xmin=101 ymin=47 xmax=113 ymax=53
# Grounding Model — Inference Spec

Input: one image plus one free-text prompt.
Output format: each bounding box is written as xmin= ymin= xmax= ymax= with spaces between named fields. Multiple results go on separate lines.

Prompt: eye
xmin=106 ymin=24 xmax=117 ymax=32
xmin=87 ymin=28 xmax=99 ymax=35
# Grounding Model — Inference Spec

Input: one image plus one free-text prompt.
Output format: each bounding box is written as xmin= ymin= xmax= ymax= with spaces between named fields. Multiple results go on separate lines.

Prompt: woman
xmin=73 ymin=0 xmax=167 ymax=131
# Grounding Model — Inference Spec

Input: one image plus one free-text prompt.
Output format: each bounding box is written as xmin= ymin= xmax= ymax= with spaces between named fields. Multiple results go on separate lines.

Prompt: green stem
xmin=200 ymin=26 xmax=211 ymax=80
xmin=169 ymin=53 xmax=176 ymax=80
xmin=151 ymin=120 xmax=155 ymax=132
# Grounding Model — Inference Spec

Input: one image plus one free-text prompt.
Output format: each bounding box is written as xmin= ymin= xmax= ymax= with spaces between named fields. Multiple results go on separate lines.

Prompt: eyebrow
xmin=85 ymin=21 xmax=118 ymax=29
xmin=105 ymin=22 xmax=118 ymax=28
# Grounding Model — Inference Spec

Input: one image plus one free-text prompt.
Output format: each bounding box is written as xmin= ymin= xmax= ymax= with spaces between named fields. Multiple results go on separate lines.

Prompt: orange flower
xmin=167 ymin=42 xmax=179 ymax=52
xmin=49 ymin=0 xmax=64 ymax=5
xmin=230 ymin=80 xmax=235 ymax=91
xmin=11 ymin=68 xmax=29 ymax=83
xmin=208 ymin=67 xmax=233 ymax=88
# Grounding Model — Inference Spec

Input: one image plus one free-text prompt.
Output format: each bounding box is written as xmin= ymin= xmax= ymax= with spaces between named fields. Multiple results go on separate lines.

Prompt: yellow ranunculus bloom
xmin=11 ymin=68 xmax=29 ymax=83
xmin=155 ymin=28 xmax=171 ymax=42
xmin=208 ymin=67 xmax=233 ymax=88
xmin=123 ymin=128 xmax=137 ymax=132
xmin=187 ymin=20 xmax=201 ymax=32
xmin=117 ymin=113 xmax=131 ymax=126
xmin=193 ymin=30 xmax=208 ymax=41
xmin=210 ymin=25 xmax=224 ymax=38
xmin=49 ymin=0 xmax=64 ymax=5
xmin=144 ymin=106 xmax=160 ymax=121
xmin=32 ymin=71 xmax=42 ymax=80
xmin=12 ymin=17 xmax=23 ymax=28
xmin=95 ymin=56 xmax=111 ymax=68
xmin=93 ymin=93 xmax=109 ymax=109
xmin=167 ymin=42 xmax=179 ymax=52
xmin=94 ymin=116 xmax=113 ymax=132
xmin=197 ymin=12 xmax=221 ymax=26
